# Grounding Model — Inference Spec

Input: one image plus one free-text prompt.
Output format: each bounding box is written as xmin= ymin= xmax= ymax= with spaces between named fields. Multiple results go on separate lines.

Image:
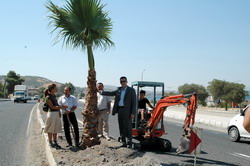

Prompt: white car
xmin=228 ymin=105 xmax=250 ymax=142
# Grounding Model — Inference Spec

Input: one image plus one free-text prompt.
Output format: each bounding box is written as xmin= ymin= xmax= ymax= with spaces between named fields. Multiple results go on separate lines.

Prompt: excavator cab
xmin=131 ymin=81 xmax=164 ymax=132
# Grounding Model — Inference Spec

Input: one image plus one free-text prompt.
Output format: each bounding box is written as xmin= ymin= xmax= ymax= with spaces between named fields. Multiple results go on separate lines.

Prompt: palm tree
xmin=46 ymin=0 xmax=114 ymax=148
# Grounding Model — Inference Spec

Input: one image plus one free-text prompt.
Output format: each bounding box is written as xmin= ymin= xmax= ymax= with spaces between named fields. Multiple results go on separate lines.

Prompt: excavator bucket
xmin=176 ymin=128 xmax=191 ymax=154
xmin=176 ymin=136 xmax=190 ymax=154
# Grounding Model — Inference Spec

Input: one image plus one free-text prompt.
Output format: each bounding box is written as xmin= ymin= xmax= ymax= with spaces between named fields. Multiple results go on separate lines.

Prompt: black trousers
xmin=63 ymin=112 xmax=79 ymax=145
xmin=117 ymin=107 xmax=132 ymax=145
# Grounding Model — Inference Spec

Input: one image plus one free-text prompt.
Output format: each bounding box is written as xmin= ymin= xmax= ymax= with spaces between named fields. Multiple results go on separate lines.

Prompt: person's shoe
xmin=127 ymin=144 xmax=133 ymax=149
xmin=53 ymin=141 xmax=61 ymax=149
xmin=49 ymin=141 xmax=55 ymax=148
xmin=104 ymin=136 xmax=111 ymax=141
xmin=120 ymin=142 xmax=127 ymax=147
xmin=140 ymin=119 xmax=147 ymax=125
xmin=66 ymin=143 xmax=73 ymax=147
xmin=98 ymin=134 xmax=103 ymax=138
xmin=127 ymin=142 xmax=133 ymax=149
xmin=140 ymin=119 xmax=145 ymax=122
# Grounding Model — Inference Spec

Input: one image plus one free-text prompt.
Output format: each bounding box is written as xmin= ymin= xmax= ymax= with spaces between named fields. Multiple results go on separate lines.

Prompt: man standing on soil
xmin=97 ymin=82 xmax=112 ymax=140
xmin=58 ymin=86 xmax=79 ymax=147
xmin=101 ymin=76 xmax=136 ymax=148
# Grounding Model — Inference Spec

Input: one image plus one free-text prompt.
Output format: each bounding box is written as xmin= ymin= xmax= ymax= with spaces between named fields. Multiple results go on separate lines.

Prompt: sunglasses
xmin=120 ymin=80 xmax=127 ymax=83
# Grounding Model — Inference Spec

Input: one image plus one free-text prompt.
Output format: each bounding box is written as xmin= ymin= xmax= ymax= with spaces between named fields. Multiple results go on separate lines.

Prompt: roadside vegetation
xmin=0 ymin=71 xmax=24 ymax=98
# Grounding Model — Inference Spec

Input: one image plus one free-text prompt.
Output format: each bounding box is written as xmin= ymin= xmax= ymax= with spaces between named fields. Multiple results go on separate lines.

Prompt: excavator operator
xmin=138 ymin=90 xmax=154 ymax=123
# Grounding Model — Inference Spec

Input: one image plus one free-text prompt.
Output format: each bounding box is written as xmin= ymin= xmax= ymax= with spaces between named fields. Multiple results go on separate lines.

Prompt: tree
xmin=46 ymin=0 xmax=114 ymax=148
xmin=165 ymin=91 xmax=177 ymax=97
xmin=65 ymin=82 xmax=75 ymax=95
xmin=5 ymin=71 xmax=25 ymax=95
xmin=57 ymin=82 xmax=76 ymax=97
xmin=178 ymin=83 xmax=209 ymax=106
xmin=0 ymin=82 xmax=3 ymax=98
xmin=207 ymin=79 xmax=247 ymax=110
xmin=38 ymin=87 xmax=46 ymax=98
xmin=78 ymin=91 xmax=85 ymax=99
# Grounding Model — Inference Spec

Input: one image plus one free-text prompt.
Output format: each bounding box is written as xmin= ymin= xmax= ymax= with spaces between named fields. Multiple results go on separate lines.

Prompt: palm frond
xmin=46 ymin=0 xmax=114 ymax=51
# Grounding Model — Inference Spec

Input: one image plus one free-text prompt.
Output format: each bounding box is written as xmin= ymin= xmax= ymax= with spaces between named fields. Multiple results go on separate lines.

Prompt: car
xmin=227 ymin=105 xmax=250 ymax=142
xmin=26 ymin=96 xmax=32 ymax=101
xmin=33 ymin=95 xmax=39 ymax=100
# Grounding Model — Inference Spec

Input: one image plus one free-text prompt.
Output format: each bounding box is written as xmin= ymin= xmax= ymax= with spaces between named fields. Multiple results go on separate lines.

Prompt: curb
xmin=0 ymin=99 xmax=11 ymax=102
xmin=164 ymin=113 xmax=229 ymax=128
xmin=36 ymin=103 xmax=57 ymax=166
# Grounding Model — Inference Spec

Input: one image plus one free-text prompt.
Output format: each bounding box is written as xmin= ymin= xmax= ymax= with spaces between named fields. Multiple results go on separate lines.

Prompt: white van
xmin=227 ymin=105 xmax=250 ymax=142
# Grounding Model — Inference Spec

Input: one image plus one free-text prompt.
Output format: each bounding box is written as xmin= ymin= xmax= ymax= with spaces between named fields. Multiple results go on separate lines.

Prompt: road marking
xmin=78 ymin=106 xmax=83 ymax=109
xmin=231 ymin=152 xmax=250 ymax=160
xmin=26 ymin=105 xmax=36 ymax=137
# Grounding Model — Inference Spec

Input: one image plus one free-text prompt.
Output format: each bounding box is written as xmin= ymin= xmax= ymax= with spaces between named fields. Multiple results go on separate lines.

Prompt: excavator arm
xmin=145 ymin=93 xmax=197 ymax=138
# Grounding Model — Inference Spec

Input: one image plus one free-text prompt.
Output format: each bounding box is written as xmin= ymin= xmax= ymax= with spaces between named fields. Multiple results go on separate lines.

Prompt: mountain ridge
xmin=0 ymin=75 xmax=118 ymax=90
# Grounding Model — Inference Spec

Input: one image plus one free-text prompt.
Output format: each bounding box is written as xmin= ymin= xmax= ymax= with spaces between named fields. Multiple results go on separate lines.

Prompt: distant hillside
xmin=0 ymin=75 xmax=62 ymax=88
xmin=23 ymin=76 xmax=64 ymax=88
xmin=0 ymin=75 xmax=118 ymax=93
xmin=105 ymin=85 xmax=117 ymax=91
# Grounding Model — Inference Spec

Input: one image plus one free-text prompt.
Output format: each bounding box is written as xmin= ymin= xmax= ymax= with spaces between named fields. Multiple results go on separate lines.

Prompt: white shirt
xmin=58 ymin=95 xmax=78 ymax=114
xmin=97 ymin=91 xmax=112 ymax=110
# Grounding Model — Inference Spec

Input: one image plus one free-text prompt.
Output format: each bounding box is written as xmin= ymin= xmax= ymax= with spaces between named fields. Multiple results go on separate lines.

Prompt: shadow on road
xmin=142 ymin=147 xmax=237 ymax=166
xmin=160 ymin=153 xmax=239 ymax=166
xmin=235 ymin=139 xmax=250 ymax=144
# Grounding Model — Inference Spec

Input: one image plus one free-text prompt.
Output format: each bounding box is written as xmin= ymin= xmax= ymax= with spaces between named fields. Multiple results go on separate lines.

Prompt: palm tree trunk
xmin=81 ymin=69 xmax=100 ymax=148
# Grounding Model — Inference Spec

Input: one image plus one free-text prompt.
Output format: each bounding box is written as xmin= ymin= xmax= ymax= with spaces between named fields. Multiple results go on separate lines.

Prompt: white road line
xmin=231 ymin=152 xmax=250 ymax=160
xmin=26 ymin=105 xmax=36 ymax=137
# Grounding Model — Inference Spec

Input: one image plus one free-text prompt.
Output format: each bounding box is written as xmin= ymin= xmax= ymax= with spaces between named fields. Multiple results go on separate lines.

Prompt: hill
xmin=0 ymin=75 xmax=62 ymax=88
xmin=0 ymin=75 xmax=119 ymax=96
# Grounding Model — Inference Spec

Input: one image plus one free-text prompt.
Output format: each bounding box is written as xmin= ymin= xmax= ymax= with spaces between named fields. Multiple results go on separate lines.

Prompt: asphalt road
xmin=76 ymin=100 xmax=250 ymax=166
xmin=0 ymin=100 xmax=36 ymax=166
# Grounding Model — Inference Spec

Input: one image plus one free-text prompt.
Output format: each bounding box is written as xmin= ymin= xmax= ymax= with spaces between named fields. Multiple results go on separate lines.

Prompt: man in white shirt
xmin=97 ymin=82 xmax=112 ymax=140
xmin=58 ymin=86 xmax=79 ymax=147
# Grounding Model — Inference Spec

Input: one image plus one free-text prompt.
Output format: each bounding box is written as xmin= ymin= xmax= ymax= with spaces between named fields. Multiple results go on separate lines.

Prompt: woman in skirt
xmin=44 ymin=83 xmax=68 ymax=148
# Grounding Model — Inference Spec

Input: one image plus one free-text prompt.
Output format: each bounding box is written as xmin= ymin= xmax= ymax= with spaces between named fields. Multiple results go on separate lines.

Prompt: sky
xmin=1 ymin=0 xmax=250 ymax=91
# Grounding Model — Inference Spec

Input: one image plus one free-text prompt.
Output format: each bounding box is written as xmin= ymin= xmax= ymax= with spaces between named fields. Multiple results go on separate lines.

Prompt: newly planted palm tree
xmin=46 ymin=0 xmax=114 ymax=148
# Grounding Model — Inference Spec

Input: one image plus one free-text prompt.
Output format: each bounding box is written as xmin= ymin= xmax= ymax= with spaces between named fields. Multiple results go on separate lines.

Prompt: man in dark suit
xmin=101 ymin=76 xmax=136 ymax=148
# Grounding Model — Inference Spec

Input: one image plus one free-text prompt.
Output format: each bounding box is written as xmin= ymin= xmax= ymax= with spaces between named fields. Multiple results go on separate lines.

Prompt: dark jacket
xmin=102 ymin=86 xmax=136 ymax=116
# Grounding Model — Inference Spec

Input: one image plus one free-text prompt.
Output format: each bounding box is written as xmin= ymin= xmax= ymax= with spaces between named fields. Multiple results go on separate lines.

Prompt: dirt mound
xmin=52 ymin=136 xmax=160 ymax=166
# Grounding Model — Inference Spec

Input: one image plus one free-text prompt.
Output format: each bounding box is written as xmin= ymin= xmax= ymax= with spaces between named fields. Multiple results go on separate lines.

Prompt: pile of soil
xmin=52 ymin=136 xmax=159 ymax=166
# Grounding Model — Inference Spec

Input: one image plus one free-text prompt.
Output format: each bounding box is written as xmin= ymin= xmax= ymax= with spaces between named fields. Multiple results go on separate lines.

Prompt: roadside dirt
xmin=52 ymin=136 xmax=159 ymax=166
xmin=27 ymin=106 xmax=48 ymax=166
xmin=29 ymin=104 xmax=161 ymax=166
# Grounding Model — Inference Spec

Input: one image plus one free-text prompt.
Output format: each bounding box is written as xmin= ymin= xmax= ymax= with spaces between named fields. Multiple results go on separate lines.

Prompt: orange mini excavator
xmin=131 ymin=81 xmax=197 ymax=152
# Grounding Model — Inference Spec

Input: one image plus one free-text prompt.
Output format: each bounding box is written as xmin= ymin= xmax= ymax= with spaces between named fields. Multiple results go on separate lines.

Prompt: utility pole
xmin=141 ymin=69 xmax=146 ymax=81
